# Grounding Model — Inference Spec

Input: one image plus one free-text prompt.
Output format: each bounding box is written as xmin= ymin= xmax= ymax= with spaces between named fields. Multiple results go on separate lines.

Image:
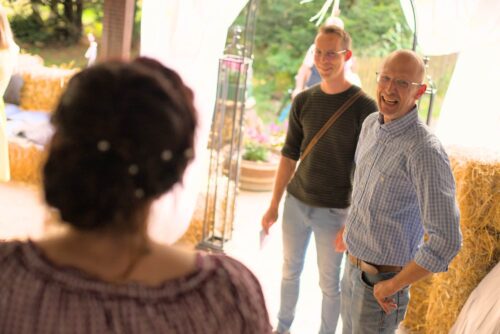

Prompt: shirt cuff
xmin=414 ymin=248 xmax=450 ymax=273
xmin=281 ymin=147 xmax=299 ymax=161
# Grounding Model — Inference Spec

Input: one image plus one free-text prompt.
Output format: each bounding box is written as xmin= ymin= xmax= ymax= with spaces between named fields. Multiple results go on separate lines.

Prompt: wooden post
xmin=100 ymin=0 xmax=135 ymax=60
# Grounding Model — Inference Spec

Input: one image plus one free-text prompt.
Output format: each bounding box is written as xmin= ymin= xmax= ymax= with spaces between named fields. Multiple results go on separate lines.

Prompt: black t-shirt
xmin=282 ymin=84 xmax=377 ymax=208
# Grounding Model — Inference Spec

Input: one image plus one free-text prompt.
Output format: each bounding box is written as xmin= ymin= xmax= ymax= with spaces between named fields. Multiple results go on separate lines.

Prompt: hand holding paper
xmin=259 ymin=229 xmax=269 ymax=250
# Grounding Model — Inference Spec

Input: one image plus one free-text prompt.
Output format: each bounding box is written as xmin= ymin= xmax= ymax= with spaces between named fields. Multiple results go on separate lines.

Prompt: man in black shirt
xmin=261 ymin=25 xmax=377 ymax=334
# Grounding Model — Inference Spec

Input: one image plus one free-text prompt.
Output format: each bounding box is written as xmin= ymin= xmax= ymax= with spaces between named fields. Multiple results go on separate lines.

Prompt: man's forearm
xmin=392 ymin=261 xmax=432 ymax=291
xmin=269 ymin=156 xmax=297 ymax=209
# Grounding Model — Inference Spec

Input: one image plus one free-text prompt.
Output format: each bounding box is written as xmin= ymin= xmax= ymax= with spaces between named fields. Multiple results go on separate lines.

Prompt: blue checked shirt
xmin=344 ymin=108 xmax=461 ymax=273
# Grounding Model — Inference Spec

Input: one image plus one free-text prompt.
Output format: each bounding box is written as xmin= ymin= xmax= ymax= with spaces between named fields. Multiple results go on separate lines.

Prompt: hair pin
xmin=97 ymin=140 xmax=110 ymax=152
xmin=128 ymin=164 xmax=139 ymax=175
xmin=161 ymin=150 xmax=173 ymax=161
xmin=134 ymin=188 xmax=144 ymax=199
xmin=184 ymin=148 xmax=194 ymax=159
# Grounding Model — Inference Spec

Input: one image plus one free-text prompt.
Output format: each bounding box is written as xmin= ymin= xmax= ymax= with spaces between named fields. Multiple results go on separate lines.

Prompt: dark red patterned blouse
xmin=0 ymin=240 xmax=272 ymax=333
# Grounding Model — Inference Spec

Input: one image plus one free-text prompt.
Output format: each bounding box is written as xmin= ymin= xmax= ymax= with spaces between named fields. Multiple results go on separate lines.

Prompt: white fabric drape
xmin=141 ymin=0 xmax=249 ymax=244
xmin=400 ymin=0 xmax=500 ymax=151
xmin=449 ymin=261 xmax=500 ymax=334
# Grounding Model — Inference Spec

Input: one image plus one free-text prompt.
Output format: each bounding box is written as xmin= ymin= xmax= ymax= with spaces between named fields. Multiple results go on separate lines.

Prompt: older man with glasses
xmin=338 ymin=49 xmax=462 ymax=334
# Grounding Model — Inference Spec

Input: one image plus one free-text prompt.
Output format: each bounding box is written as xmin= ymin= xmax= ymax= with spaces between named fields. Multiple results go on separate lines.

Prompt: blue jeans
xmin=340 ymin=259 xmax=409 ymax=334
xmin=277 ymin=194 xmax=347 ymax=334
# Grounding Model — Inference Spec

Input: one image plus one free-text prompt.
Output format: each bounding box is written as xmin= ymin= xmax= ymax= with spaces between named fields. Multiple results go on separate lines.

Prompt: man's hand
xmin=334 ymin=226 xmax=346 ymax=252
xmin=373 ymin=278 xmax=398 ymax=314
xmin=261 ymin=207 xmax=279 ymax=234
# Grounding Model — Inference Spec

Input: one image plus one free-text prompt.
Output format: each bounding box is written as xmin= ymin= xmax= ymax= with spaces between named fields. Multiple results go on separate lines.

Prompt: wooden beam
xmin=100 ymin=0 xmax=135 ymax=60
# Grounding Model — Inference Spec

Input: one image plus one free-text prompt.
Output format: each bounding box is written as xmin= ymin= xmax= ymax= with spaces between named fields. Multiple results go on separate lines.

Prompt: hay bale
xmin=450 ymin=150 xmax=500 ymax=232
xmin=402 ymin=275 xmax=434 ymax=333
xmin=176 ymin=193 xmax=206 ymax=246
xmin=8 ymin=140 xmax=46 ymax=185
xmin=425 ymin=228 xmax=500 ymax=333
xmin=19 ymin=67 xmax=78 ymax=112
xmin=401 ymin=149 xmax=499 ymax=333
xmin=177 ymin=176 xmax=234 ymax=247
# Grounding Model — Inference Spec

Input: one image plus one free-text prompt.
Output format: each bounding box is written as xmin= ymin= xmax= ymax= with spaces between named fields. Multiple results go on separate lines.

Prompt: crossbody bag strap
xmin=300 ymin=90 xmax=364 ymax=161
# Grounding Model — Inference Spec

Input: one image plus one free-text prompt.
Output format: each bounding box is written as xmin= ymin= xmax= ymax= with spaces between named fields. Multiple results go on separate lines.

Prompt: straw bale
xmin=176 ymin=193 xmax=206 ymax=246
xmin=425 ymin=228 xmax=500 ymax=333
xmin=449 ymin=150 xmax=500 ymax=232
xmin=400 ymin=149 xmax=499 ymax=333
xmin=402 ymin=274 xmax=433 ymax=333
xmin=177 ymin=177 xmax=234 ymax=247
xmin=8 ymin=141 xmax=46 ymax=185
xmin=19 ymin=67 xmax=78 ymax=112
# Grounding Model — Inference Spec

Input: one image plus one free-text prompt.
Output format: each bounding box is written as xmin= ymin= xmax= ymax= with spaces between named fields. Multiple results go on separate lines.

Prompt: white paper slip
xmin=259 ymin=229 xmax=269 ymax=250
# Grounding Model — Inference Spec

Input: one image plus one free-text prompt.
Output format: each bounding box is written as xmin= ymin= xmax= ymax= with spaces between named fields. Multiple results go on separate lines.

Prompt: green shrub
xmin=243 ymin=142 xmax=270 ymax=162
xmin=10 ymin=14 xmax=51 ymax=44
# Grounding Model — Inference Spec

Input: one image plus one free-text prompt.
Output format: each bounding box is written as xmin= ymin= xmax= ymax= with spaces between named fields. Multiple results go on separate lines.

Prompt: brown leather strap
xmin=348 ymin=253 xmax=402 ymax=274
xmin=300 ymin=90 xmax=364 ymax=161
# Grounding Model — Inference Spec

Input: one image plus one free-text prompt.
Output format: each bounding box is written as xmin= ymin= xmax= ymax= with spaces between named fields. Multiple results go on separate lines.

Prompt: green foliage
xmin=82 ymin=4 xmax=103 ymax=37
xmin=10 ymin=13 xmax=51 ymax=44
xmin=5 ymin=0 xmax=142 ymax=48
xmin=341 ymin=0 xmax=413 ymax=56
xmin=243 ymin=142 xmax=269 ymax=162
xmin=252 ymin=0 xmax=319 ymax=103
xmin=249 ymin=0 xmax=413 ymax=121
xmin=4 ymin=0 xmax=104 ymax=46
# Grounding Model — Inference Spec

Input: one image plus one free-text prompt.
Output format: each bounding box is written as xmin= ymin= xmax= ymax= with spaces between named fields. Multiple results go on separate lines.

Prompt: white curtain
xmin=400 ymin=0 xmax=500 ymax=151
xmin=141 ymin=0 xmax=249 ymax=244
xmin=449 ymin=261 xmax=500 ymax=333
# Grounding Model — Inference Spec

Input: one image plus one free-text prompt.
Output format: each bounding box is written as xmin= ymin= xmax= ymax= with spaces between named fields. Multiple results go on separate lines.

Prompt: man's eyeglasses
xmin=314 ymin=48 xmax=347 ymax=61
xmin=376 ymin=72 xmax=423 ymax=90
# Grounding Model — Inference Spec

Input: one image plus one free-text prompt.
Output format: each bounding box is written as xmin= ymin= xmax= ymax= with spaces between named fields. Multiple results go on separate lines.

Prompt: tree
xmin=31 ymin=0 xmax=84 ymax=42
xmin=249 ymin=0 xmax=412 ymax=110
xmin=7 ymin=0 xmax=103 ymax=45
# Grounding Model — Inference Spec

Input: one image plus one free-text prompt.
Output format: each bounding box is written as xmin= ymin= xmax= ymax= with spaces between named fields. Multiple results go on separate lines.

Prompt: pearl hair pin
xmin=97 ymin=140 xmax=110 ymax=152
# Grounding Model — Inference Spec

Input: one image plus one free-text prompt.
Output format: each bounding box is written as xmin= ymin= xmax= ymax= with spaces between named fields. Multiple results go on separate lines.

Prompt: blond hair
xmin=318 ymin=24 xmax=351 ymax=50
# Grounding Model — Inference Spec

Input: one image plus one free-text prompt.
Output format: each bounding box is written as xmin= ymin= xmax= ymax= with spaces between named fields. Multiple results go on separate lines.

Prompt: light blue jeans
xmin=277 ymin=194 xmax=347 ymax=334
xmin=340 ymin=259 xmax=409 ymax=334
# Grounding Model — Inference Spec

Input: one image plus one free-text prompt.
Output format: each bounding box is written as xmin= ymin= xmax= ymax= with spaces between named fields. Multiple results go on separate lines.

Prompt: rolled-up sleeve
xmin=411 ymin=143 xmax=462 ymax=273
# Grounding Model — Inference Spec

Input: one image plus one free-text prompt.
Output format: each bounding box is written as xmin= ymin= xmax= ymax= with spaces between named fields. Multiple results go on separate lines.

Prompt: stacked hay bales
xmin=7 ymin=56 xmax=78 ymax=185
xmin=176 ymin=193 xmax=207 ymax=246
xmin=403 ymin=149 xmax=500 ymax=333
xmin=177 ymin=176 xmax=233 ymax=247
xmin=424 ymin=151 xmax=500 ymax=333
xmin=402 ymin=275 xmax=433 ymax=333
xmin=19 ymin=66 xmax=77 ymax=112
xmin=8 ymin=140 xmax=46 ymax=185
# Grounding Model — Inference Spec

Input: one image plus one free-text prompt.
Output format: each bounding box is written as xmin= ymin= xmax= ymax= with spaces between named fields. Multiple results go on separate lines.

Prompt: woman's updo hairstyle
xmin=43 ymin=58 xmax=197 ymax=231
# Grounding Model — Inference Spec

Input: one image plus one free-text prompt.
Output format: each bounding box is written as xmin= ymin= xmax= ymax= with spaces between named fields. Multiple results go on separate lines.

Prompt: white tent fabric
xmin=449 ymin=261 xmax=500 ymax=334
xmin=400 ymin=0 xmax=500 ymax=151
xmin=141 ymin=0 xmax=249 ymax=244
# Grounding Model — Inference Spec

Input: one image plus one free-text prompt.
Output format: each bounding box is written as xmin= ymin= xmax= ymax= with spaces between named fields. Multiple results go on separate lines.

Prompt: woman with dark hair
xmin=0 ymin=58 xmax=271 ymax=333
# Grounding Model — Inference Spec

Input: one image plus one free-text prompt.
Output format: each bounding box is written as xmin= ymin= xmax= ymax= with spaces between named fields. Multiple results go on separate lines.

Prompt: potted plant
xmin=239 ymin=122 xmax=286 ymax=192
